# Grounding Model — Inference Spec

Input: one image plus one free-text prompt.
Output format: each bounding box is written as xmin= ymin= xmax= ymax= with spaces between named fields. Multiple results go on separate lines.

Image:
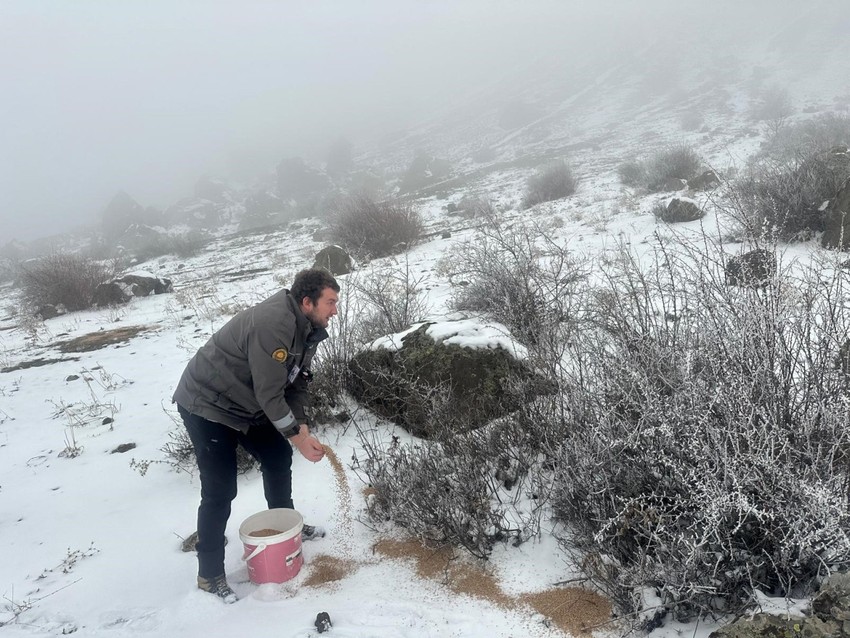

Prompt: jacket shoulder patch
xmin=272 ymin=347 xmax=288 ymax=362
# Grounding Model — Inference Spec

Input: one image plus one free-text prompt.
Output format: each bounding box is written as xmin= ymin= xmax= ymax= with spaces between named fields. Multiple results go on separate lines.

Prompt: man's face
xmin=301 ymin=287 xmax=339 ymax=329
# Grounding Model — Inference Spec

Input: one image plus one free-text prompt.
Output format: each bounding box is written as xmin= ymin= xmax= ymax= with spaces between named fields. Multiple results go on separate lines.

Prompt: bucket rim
xmin=239 ymin=507 xmax=304 ymax=545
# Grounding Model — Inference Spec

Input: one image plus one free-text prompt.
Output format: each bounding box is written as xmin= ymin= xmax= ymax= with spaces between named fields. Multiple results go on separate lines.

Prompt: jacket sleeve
xmin=284 ymin=347 xmax=317 ymax=424
xmin=284 ymin=373 xmax=310 ymax=424
xmin=246 ymin=313 xmax=296 ymax=425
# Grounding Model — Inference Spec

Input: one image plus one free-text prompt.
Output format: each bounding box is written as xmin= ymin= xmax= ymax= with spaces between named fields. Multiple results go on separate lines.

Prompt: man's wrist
xmin=289 ymin=424 xmax=309 ymax=445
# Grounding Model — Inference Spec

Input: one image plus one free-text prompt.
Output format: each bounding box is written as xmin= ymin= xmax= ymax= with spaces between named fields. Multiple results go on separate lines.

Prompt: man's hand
xmin=290 ymin=424 xmax=325 ymax=463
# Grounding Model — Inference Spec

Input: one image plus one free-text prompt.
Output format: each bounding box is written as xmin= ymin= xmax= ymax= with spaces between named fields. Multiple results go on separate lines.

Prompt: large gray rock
xmin=313 ymin=245 xmax=353 ymax=276
xmin=347 ymin=322 xmax=537 ymax=438
xmin=658 ymin=177 xmax=688 ymax=192
xmin=689 ymin=170 xmax=721 ymax=191
xmin=92 ymin=282 xmax=132 ymax=307
xmin=93 ymin=274 xmax=172 ymax=307
xmin=813 ymin=572 xmax=850 ymax=624
xmin=36 ymin=304 xmax=66 ymax=320
xmin=657 ymin=198 xmax=706 ymax=223
xmin=725 ymin=249 xmax=776 ymax=288
xmin=709 ymin=613 xmax=838 ymax=638
xmin=113 ymin=274 xmax=173 ymax=296
xmin=115 ymin=224 xmax=166 ymax=252
xmin=710 ymin=573 xmax=850 ymax=637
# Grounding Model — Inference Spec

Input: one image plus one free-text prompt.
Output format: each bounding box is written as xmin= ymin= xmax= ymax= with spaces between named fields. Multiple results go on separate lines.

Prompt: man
xmin=173 ymin=268 xmax=339 ymax=603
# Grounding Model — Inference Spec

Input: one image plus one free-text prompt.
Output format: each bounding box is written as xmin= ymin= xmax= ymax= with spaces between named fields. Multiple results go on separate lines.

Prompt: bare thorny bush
xmin=722 ymin=148 xmax=850 ymax=242
xmin=356 ymin=220 xmax=587 ymax=558
xmin=18 ymin=252 xmax=118 ymax=312
xmin=522 ymin=161 xmax=578 ymax=209
xmin=618 ymin=144 xmax=703 ymax=193
xmin=329 ymin=193 xmax=423 ymax=259
xmin=355 ymin=390 xmax=553 ymax=559
xmin=541 ymin=235 xmax=850 ymax=622
xmin=438 ymin=219 xmax=588 ymax=350
xmin=759 ymin=113 xmax=850 ymax=162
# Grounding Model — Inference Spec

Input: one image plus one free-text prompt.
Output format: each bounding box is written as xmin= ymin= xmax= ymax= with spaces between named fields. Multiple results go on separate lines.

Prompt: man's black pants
xmin=178 ymin=405 xmax=293 ymax=578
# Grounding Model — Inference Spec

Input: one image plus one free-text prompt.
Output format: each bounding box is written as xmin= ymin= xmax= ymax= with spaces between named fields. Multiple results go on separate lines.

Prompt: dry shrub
xmin=441 ymin=220 xmax=587 ymax=347
xmin=543 ymin=238 xmax=850 ymax=622
xmin=760 ymin=112 xmax=850 ymax=161
xmin=618 ymin=145 xmax=702 ymax=192
xmin=329 ymin=194 xmax=422 ymax=258
xmin=357 ymin=400 xmax=552 ymax=560
xmin=18 ymin=253 xmax=117 ymax=312
xmin=724 ymin=148 xmax=850 ymax=241
xmin=522 ymin=161 xmax=578 ymax=209
xmin=617 ymin=160 xmax=648 ymax=188
xmin=750 ymin=85 xmax=794 ymax=124
xmin=456 ymin=195 xmax=497 ymax=221
xmin=644 ymin=144 xmax=702 ymax=192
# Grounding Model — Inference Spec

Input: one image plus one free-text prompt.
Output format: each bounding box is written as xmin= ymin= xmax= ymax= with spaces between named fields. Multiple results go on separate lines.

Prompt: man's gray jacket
xmin=172 ymin=289 xmax=328 ymax=433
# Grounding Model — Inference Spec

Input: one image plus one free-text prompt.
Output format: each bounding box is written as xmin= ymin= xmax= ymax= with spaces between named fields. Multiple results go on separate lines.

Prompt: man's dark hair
xmin=290 ymin=268 xmax=340 ymax=305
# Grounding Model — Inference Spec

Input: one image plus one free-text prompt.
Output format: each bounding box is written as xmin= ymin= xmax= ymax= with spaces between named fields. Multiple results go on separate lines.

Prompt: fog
xmin=0 ymin=0 xmax=842 ymax=242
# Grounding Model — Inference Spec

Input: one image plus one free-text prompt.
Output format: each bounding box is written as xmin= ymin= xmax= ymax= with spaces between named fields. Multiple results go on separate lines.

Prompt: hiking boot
xmin=197 ymin=574 xmax=237 ymax=604
xmin=302 ymin=524 xmax=326 ymax=541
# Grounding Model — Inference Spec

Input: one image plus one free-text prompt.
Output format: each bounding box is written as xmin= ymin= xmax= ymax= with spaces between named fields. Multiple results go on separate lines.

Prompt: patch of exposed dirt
xmin=303 ymin=554 xmax=358 ymax=588
xmin=373 ymin=538 xmax=613 ymax=635
xmin=2 ymin=356 xmax=81 ymax=374
xmin=57 ymin=326 xmax=151 ymax=353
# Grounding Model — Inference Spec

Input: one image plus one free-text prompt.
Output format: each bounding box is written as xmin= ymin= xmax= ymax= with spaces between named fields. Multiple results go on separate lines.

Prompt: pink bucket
xmin=239 ymin=508 xmax=304 ymax=584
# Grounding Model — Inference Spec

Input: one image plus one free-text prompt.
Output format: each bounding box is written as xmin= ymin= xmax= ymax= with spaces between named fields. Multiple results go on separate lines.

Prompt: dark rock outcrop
xmin=37 ymin=304 xmax=66 ymax=320
xmin=102 ymin=191 xmax=156 ymax=239
xmin=93 ymin=274 xmax=172 ymax=307
xmin=658 ymin=177 xmax=688 ymax=192
xmin=657 ymin=198 xmax=706 ymax=223
xmin=710 ymin=573 xmax=850 ymax=637
xmin=348 ymin=322 xmax=534 ymax=438
xmin=92 ymin=283 xmax=132 ymax=307
xmin=163 ymin=197 xmax=221 ymax=229
xmin=689 ymin=170 xmax=721 ymax=191
xmin=113 ymin=274 xmax=173 ymax=296
xmin=313 ymin=245 xmax=353 ymax=276
xmin=725 ymin=249 xmax=776 ymax=288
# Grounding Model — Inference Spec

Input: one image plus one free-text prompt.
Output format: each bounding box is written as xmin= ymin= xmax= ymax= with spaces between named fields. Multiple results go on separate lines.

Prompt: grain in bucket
xmin=239 ymin=508 xmax=304 ymax=584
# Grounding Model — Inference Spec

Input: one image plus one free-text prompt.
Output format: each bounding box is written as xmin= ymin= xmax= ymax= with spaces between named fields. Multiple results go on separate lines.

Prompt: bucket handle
xmin=285 ymin=547 xmax=302 ymax=566
xmin=242 ymin=545 xmax=302 ymax=564
xmin=243 ymin=543 xmax=267 ymax=561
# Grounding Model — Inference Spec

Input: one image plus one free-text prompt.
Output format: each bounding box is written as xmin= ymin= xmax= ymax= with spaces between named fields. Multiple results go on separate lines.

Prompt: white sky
xmin=0 ymin=0 xmax=841 ymax=242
